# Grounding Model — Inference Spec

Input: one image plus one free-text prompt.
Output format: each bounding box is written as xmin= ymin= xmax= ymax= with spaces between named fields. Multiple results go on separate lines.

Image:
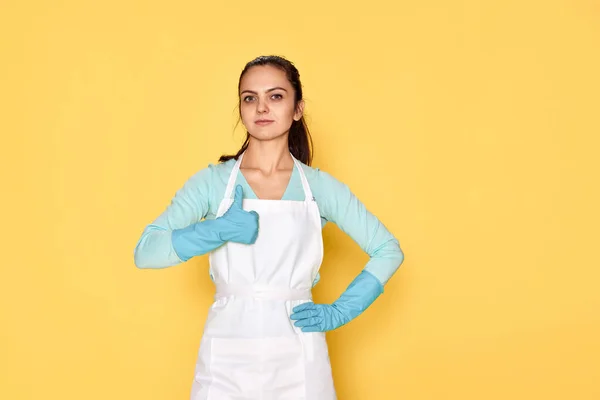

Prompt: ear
xmin=293 ymin=100 xmax=305 ymax=121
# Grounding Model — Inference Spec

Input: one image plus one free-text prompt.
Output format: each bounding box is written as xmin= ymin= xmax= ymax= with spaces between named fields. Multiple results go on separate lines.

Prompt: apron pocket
xmin=198 ymin=337 xmax=262 ymax=399
xmin=260 ymin=335 xmax=306 ymax=399
xmin=303 ymin=332 xmax=337 ymax=399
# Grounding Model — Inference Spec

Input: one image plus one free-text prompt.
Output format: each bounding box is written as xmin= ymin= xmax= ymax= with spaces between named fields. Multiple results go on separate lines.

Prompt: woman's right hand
xmin=170 ymin=185 xmax=259 ymax=262
xmin=218 ymin=185 xmax=259 ymax=244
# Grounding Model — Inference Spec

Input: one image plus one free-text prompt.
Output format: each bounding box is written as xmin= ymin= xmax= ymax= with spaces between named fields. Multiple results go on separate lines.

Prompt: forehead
xmin=239 ymin=65 xmax=292 ymax=92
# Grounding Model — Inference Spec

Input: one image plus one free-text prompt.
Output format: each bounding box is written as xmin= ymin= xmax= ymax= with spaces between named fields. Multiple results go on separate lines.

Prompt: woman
xmin=134 ymin=55 xmax=404 ymax=400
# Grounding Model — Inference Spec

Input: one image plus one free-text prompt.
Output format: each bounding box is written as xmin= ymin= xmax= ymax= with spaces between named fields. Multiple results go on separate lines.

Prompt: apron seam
xmin=303 ymin=334 xmax=309 ymax=400
xmin=206 ymin=338 xmax=214 ymax=400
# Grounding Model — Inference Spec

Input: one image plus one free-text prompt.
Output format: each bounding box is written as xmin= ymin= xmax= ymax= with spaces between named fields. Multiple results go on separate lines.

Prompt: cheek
xmin=240 ymin=104 xmax=252 ymax=123
xmin=276 ymin=102 xmax=297 ymax=121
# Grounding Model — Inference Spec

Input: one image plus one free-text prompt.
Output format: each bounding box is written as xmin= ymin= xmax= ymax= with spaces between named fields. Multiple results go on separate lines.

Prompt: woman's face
xmin=239 ymin=65 xmax=304 ymax=141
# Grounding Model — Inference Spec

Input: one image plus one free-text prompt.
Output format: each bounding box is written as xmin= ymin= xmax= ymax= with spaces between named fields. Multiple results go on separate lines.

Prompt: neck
xmin=242 ymin=134 xmax=293 ymax=173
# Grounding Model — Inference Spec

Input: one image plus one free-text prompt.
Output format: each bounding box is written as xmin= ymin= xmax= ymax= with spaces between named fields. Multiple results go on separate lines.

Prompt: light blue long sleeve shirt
xmin=134 ymin=158 xmax=404 ymax=286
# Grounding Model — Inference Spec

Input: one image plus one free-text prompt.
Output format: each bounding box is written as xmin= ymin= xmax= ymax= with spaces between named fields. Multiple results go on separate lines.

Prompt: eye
xmin=271 ymin=93 xmax=283 ymax=100
xmin=243 ymin=96 xmax=255 ymax=102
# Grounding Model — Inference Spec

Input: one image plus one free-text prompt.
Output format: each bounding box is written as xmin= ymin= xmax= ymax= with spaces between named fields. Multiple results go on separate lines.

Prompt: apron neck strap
xmin=223 ymin=152 xmax=244 ymax=200
xmin=223 ymin=151 xmax=314 ymax=201
xmin=291 ymin=156 xmax=314 ymax=201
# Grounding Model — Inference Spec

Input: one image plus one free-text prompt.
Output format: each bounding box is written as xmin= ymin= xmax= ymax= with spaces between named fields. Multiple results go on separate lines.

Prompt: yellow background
xmin=2 ymin=1 xmax=599 ymax=399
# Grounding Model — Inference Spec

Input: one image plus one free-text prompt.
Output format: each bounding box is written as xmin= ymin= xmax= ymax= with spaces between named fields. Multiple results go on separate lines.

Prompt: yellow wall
xmin=2 ymin=1 xmax=599 ymax=399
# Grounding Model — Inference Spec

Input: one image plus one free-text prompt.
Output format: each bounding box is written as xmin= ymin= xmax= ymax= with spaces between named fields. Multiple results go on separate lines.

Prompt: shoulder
xmin=297 ymin=162 xmax=355 ymax=223
xmin=298 ymin=162 xmax=352 ymax=204
xmin=208 ymin=158 xmax=236 ymax=175
xmin=299 ymin=162 xmax=348 ymax=190
xmin=209 ymin=158 xmax=236 ymax=186
xmin=180 ymin=158 xmax=235 ymax=192
xmin=191 ymin=158 xmax=235 ymax=180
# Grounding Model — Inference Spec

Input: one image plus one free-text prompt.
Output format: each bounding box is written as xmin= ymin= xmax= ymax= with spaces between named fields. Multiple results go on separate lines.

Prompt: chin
xmin=247 ymin=128 xmax=287 ymax=141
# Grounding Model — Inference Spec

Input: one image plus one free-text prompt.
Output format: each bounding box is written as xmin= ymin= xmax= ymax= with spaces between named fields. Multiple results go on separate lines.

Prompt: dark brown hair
xmin=218 ymin=55 xmax=313 ymax=165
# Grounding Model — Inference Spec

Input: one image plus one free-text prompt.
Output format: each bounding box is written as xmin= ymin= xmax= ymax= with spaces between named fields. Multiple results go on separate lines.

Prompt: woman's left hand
xmin=289 ymin=270 xmax=385 ymax=332
xmin=290 ymin=303 xmax=349 ymax=332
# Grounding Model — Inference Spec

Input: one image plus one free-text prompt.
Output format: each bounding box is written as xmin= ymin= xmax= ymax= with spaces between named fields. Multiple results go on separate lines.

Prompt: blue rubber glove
xmin=171 ymin=185 xmax=259 ymax=261
xmin=290 ymin=270 xmax=384 ymax=332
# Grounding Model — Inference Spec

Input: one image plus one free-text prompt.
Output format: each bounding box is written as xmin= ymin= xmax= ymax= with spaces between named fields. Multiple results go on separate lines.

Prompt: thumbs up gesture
xmin=219 ymin=185 xmax=259 ymax=244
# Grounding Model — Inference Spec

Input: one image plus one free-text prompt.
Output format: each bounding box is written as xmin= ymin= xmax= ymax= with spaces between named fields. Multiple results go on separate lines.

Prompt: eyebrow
xmin=240 ymin=87 xmax=288 ymax=95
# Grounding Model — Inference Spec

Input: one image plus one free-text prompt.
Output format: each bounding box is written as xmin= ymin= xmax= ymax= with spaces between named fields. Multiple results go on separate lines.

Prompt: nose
xmin=257 ymin=97 xmax=269 ymax=114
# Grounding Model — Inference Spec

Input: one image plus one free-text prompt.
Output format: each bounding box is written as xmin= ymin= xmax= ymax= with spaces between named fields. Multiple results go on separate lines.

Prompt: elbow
xmin=133 ymin=248 xmax=152 ymax=269
xmin=133 ymin=236 xmax=158 ymax=269
xmin=133 ymin=231 xmax=180 ymax=269
xmin=133 ymin=244 xmax=171 ymax=269
xmin=387 ymin=236 xmax=404 ymax=266
xmin=133 ymin=230 xmax=150 ymax=269
xmin=396 ymin=246 xmax=405 ymax=267
xmin=134 ymin=250 xmax=170 ymax=269
xmin=134 ymin=257 xmax=148 ymax=269
xmin=379 ymin=238 xmax=405 ymax=265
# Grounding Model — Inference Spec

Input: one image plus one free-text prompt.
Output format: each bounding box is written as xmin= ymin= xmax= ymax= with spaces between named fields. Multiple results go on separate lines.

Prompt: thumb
xmin=233 ymin=185 xmax=244 ymax=208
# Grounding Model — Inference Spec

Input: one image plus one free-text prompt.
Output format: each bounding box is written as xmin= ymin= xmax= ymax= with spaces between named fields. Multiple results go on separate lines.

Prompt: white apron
xmin=190 ymin=151 xmax=337 ymax=400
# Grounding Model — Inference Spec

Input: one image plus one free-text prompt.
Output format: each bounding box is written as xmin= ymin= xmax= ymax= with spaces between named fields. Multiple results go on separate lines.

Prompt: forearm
xmin=134 ymin=219 xmax=230 ymax=268
xmin=133 ymin=166 xmax=216 ymax=269
xmin=134 ymin=225 xmax=186 ymax=269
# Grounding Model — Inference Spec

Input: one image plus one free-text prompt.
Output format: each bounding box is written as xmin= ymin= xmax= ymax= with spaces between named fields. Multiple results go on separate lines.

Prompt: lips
xmin=255 ymin=119 xmax=274 ymax=126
